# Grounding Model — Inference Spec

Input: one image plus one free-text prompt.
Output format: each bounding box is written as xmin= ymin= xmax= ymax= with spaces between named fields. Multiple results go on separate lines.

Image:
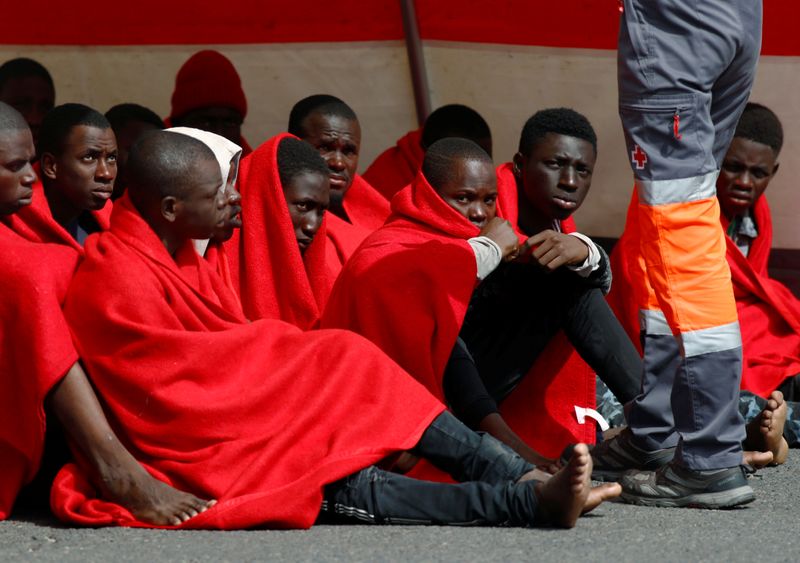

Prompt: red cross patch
xmin=631 ymin=145 xmax=647 ymax=170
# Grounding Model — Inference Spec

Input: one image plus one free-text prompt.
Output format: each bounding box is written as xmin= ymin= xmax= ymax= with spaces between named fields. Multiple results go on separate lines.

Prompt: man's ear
xmin=161 ymin=196 xmax=180 ymax=223
xmin=41 ymin=152 xmax=58 ymax=181
xmin=772 ymin=161 xmax=780 ymax=177
xmin=512 ymin=152 xmax=525 ymax=176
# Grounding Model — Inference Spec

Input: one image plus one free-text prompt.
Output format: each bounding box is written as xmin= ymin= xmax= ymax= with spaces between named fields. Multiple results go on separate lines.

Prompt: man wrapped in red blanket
xmin=323 ymin=115 xmax=642 ymax=475
xmin=288 ymin=95 xmax=389 ymax=272
xmin=53 ymin=127 xmax=618 ymax=529
xmin=0 ymin=103 xmax=215 ymax=524
xmin=226 ymin=133 xmax=335 ymax=328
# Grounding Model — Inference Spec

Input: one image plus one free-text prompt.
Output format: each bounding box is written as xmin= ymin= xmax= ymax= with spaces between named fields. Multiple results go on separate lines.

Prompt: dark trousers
xmin=452 ymin=262 xmax=641 ymax=426
xmin=321 ymin=412 xmax=551 ymax=527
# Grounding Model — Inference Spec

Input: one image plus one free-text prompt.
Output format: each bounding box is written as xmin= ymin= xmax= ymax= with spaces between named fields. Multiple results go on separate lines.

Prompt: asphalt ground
xmin=1 ymin=450 xmax=798 ymax=563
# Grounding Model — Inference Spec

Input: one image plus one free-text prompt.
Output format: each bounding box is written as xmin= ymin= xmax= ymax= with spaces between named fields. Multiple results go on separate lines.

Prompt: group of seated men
xmin=0 ymin=50 xmax=798 ymax=529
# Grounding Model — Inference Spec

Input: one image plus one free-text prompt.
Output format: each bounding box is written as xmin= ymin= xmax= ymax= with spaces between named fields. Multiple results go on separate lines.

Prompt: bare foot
xmin=97 ymin=463 xmax=216 ymax=526
xmin=743 ymin=450 xmax=774 ymax=469
xmin=744 ymin=390 xmax=789 ymax=465
xmin=533 ymin=443 xmax=621 ymax=528
xmin=517 ymin=468 xmax=553 ymax=484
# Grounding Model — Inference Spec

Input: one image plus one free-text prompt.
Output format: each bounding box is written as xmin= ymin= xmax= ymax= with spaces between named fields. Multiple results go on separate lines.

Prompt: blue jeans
xmin=321 ymin=412 xmax=552 ymax=527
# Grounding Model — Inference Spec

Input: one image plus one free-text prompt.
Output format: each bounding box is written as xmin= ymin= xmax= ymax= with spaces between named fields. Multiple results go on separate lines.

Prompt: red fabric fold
xmin=324 ymin=213 xmax=372 ymax=278
xmin=225 ymin=133 xmax=333 ymax=329
xmin=53 ymin=195 xmax=444 ymax=528
xmin=0 ymin=225 xmax=79 ymax=520
xmin=341 ymin=174 xmax=391 ymax=232
xmin=721 ymin=197 xmax=800 ymax=396
xmin=323 ymin=169 xmax=595 ymax=471
xmin=362 ymin=129 xmax=424 ymax=201
xmin=322 ymin=174 xmax=391 ymax=277
xmin=607 ymin=193 xmax=800 ymax=398
xmin=0 ymin=174 xmax=110 ymax=520
xmin=3 ymin=178 xmax=112 ymax=251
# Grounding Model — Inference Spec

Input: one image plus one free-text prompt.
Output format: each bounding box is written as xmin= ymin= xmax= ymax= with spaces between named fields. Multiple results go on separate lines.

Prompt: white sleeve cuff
xmin=565 ymin=232 xmax=600 ymax=277
xmin=468 ymin=236 xmax=503 ymax=280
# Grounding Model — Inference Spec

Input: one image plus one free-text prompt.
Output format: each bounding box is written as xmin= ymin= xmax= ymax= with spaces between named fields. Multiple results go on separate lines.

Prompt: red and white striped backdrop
xmin=4 ymin=1 xmax=798 ymax=246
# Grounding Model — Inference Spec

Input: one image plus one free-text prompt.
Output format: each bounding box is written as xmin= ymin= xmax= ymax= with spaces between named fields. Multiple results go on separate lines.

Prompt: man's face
xmin=175 ymin=107 xmax=243 ymax=145
xmin=0 ymin=76 xmax=55 ymax=146
xmin=717 ymin=137 xmax=778 ymax=220
xmin=434 ymin=157 xmax=497 ymax=229
xmin=43 ymin=125 xmax=117 ymax=212
xmin=112 ymin=120 xmax=161 ymax=199
xmin=514 ymin=133 xmax=595 ymax=222
xmin=0 ymin=128 xmax=37 ymax=215
xmin=283 ymin=171 xmax=330 ymax=254
xmin=298 ymin=113 xmax=360 ymax=209
xmin=212 ymin=163 xmax=243 ymax=243
xmin=173 ymin=157 xmax=227 ymax=240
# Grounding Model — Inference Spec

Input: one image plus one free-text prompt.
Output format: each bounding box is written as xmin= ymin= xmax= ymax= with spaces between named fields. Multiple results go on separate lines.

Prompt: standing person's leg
xmin=614 ymin=0 xmax=762 ymax=507
xmin=590 ymin=188 xmax=680 ymax=479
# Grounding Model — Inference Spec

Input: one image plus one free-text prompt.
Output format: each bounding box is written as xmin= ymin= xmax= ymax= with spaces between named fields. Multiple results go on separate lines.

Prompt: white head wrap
xmin=165 ymin=126 xmax=242 ymax=194
xmin=164 ymin=127 xmax=243 ymax=255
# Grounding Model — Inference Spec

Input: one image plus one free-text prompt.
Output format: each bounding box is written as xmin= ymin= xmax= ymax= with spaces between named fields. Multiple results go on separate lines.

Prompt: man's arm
xmin=520 ymin=230 xmax=612 ymax=294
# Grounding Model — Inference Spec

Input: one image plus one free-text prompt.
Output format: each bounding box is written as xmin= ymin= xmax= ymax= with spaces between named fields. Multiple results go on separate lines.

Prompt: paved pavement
xmin=1 ymin=451 xmax=798 ymax=562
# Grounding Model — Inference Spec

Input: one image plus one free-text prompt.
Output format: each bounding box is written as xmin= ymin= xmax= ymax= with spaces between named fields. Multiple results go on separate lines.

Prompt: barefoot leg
xmin=533 ymin=443 xmax=621 ymax=528
xmin=49 ymin=363 xmax=216 ymax=525
xmin=744 ymin=390 xmax=789 ymax=465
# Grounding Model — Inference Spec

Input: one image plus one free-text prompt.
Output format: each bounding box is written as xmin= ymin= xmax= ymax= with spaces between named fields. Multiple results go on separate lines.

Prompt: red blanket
xmin=362 ymin=129 xmax=424 ymax=201
xmin=324 ymin=212 xmax=372 ymax=278
xmin=341 ymin=174 xmax=391 ymax=232
xmin=608 ymin=193 xmax=800 ymax=398
xmin=0 ymin=225 xmax=79 ymax=520
xmin=3 ymin=177 xmax=112 ymax=251
xmin=52 ymin=195 xmax=444 ymax=529
xmin=225 ymin=133 xmax=333 ymax=329
xmin=724 ymin=198 xmax=800 ymax=395
xmin=322 ymin=169 xmax=595 ymax=468
xmin=322 ymin=174 xmax=391 ymax=277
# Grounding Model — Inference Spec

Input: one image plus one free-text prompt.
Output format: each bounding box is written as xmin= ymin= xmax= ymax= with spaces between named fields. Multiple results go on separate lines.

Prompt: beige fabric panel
xmin=1 ymin=42 xmax=796 ymax=247
xmin=0 ymin=43 xmax=418 ymax=172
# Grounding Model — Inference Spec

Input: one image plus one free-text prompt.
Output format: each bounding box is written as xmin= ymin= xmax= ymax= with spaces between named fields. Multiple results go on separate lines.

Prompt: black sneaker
xmin=566 ymin=428 xmax=675 ymax=482
xmin=620 ymin=462 xmax=755 ymax=509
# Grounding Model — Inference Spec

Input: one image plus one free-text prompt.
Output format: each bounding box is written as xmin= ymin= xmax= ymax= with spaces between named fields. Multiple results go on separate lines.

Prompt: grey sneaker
xmin=620 ymin=462 xmax=755 ymax=509
xmin=573 ymin=428 xmax=675 ymax=482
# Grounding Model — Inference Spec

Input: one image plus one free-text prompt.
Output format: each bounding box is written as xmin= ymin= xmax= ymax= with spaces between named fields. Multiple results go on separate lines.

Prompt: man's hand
xmin=520 ymin=229 xmax=589 ymax=271
xmin=479 ymin=217 xmax=519 ymax=261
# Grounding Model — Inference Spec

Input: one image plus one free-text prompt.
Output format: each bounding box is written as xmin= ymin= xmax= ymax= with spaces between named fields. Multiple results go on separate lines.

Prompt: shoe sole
xmin=591 ymin=468 xmax=626 ymax=482
xmin=620 ymin=485 xmax=755 ymax=509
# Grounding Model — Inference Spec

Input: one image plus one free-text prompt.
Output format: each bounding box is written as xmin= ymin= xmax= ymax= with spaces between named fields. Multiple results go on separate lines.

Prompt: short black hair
xmin=126 ymin=130 xmax=217 ymax=207
xmin=0 ymin=101 xmax=30 ymax=132
xmin=518 ymin=107 xmax=597 ymax=156
xmin=0 ymin=58 xmax=54 ymax=92
xmin=38 ymin=103 xmax=111 ymax=156
xmin=422 ymin=137 xmax=492 ymax=191
xmin=105 ymin=103 xmax=164 ymax=132
xmin=287 ymin=94 xmax=358 ymax=137
xmin=421 ymin=104 xmax=491 ymax=149
xmin=277 ymin=137 xmax=329 ymax=189
xmin=734 ymin=102 xmax=783 ymax=155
